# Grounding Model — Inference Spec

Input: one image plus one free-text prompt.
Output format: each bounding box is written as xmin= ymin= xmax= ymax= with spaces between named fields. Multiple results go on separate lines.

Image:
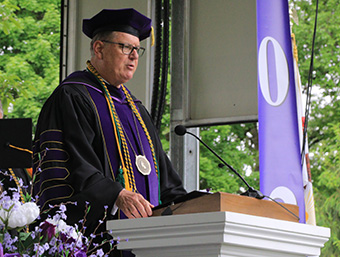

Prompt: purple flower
xmin=4 ymin=254 xmax=21 ymax=257
xmin=48 ymin=245 xmax=57 ymax=255
xmin=74 ymin=250 xmax=87 ymax=257
xmin=34 ymin=244 xmax=45 ymax=256
xmin=40 ymin=220 xmax=56 ymax=241
xmin=96 ymin=249 xmax=104 ymax=257
xmin=3 ymin=233 xmax=18 ymax=249
xmin=11 ymin=192 xmax=20 ymax=202
xmin=59 ymin=205 xmax=67 ymax=212
xmin=59 ymin=232 xmax=70 ymax=243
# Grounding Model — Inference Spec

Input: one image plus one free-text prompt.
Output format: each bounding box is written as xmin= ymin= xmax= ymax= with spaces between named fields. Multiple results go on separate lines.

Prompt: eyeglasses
xmin=101 ymin=40 xmax=145 ymax=57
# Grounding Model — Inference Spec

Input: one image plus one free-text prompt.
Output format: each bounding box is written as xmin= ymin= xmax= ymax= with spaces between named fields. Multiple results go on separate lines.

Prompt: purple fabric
xmin=38 ymin=185 xmax=74 ymax=205
xmin=257 ymin=0 xmax=305 ymax=222
xmin=40 ymin=129 xmax=63 ymax=142
xmin=86 ymin=84 xmax=160 ymax=208
xmin=35 ymin=167 xmax=68 ymax=180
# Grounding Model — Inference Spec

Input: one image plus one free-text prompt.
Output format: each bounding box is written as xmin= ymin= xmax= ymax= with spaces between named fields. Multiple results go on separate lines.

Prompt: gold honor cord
xmin=7 ymin=144 xmax=32 ymax=204
xmin=9 ymin=168 xmax=29 ymax=233
xmin=86 ymin=61 xmax=160 ymax=193
xmin=86 ymin=61 xmax=137 ymax=192
xmin=8 ymin=168 xmax=26 ymax=204
xmin=102 ymin=95 xmax=133 ymax=190
xmin=121 ymin=85 xmax=159 ymax=177
xmin=8 ymin=144 xmax=33 ymax=155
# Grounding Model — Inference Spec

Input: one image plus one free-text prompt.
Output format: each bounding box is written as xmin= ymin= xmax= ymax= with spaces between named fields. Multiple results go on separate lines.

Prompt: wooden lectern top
xmin=152 ymin=192 xmax=300 ymax=222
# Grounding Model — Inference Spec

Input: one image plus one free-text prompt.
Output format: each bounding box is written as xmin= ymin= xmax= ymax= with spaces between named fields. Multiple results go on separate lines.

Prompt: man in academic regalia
xmin=32 ymin=8 xmax=186 ymax=256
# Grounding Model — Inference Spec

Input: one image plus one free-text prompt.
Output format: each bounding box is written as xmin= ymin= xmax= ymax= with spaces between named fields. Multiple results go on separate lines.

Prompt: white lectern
xmin=107 ymin=211 xmax=330 ymax=257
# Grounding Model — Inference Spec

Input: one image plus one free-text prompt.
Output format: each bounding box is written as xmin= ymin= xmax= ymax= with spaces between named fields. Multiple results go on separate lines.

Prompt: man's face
xmin=100 ymin=32 xmax=140 ymax=86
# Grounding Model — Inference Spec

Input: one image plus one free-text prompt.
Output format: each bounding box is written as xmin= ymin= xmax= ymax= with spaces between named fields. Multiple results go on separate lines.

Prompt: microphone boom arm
xmin=183 ymin=129 xmax=264 ymax=199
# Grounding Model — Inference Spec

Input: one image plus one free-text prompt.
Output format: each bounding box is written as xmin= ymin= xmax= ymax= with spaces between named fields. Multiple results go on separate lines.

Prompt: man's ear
xmin=93 ymin=40 xmax=105 ymax=59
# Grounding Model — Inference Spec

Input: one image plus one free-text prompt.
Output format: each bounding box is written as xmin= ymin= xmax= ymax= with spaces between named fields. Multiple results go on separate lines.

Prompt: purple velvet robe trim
xmin=84 ymin=83 xmax=160 ymax=207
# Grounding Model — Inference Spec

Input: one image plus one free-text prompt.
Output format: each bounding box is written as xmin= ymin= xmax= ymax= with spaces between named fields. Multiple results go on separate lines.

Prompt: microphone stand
xmin=178 ymin=127 xmax=264 ymax=199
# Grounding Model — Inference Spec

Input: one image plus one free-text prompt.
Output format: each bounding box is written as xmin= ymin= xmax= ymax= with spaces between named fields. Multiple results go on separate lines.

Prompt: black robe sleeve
xmin=33 ymin=84 xmax=123 ymax=235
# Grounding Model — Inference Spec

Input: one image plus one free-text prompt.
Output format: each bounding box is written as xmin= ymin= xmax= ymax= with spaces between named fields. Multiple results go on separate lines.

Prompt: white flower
xmin=21 ymin=202 xmax=40 ymax=224
xmin=8 ymin=208 xmax=27 ymax=228
xmin=46 ymin=217 xmax=83 ymax=245
xmin=7 ymin=201 xmax=40 ymax=229
xmin=58 ymin=219 xmax=82 ymax=242
xmin=56 ymin=219 xmax=68 ymax=233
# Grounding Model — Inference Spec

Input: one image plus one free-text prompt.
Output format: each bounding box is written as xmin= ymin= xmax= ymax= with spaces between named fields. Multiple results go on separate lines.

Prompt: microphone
xmin=174 ymin=125 xmax=187 ymax=136
xmin=174 ymin=125 xmax=264 ymax=199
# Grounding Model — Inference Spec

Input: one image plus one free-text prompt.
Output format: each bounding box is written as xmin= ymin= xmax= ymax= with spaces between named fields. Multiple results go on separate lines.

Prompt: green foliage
xmin=291 ymin=0 xmax=340 ymax=254
xmin=159 ymin=73 xmax=171 ymax=152
xmin=0 ymin=0 xmax=21 ymax=35
xmin=0 ymin=0 xmax=61 ymax=127
xmin=0 ymin=72 xmax=21 ymax=114
xmin=199 ymin=123 xmax=259 ymax=194
xmin=312 ymin=125 xmax=340 ymax=256
xmin=291 ymin=0 xmax=340 ymax=145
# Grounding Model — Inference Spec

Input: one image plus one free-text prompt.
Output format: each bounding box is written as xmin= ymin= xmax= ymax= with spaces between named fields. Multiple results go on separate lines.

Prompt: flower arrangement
xmin=0 ymin=175 xmax=116 ymax=257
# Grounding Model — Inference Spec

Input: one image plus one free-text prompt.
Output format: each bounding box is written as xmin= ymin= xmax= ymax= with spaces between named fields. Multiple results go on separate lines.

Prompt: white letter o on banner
xmin=270 ymin=186 xmax=297 ymax=205
xmin=258 ymin=36 xmax=289 ymax=107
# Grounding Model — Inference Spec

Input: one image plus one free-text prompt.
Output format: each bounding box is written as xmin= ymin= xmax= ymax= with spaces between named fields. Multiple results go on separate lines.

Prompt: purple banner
xmin=257 ymin=0 xmax=305 ymax=222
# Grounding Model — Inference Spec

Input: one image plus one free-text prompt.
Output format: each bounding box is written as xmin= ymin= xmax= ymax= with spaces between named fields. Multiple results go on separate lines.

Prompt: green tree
xmin=312 ymin=125 xmax=340 ymax=255
xmin=291 ymin=0 xmax=340 ymax=255
xmin=199 ymin=123 xmax=259 ymax=194
xmin=0 ymin=0 xmax=22 ymax=113
xmin=0 ymin=0 xmax=61 ymax=127
xmin=0 ymin=0 xmax=21 ymax=35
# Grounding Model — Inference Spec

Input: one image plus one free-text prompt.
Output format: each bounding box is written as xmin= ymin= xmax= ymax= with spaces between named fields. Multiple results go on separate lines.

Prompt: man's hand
xmin=116 ymin=190 xmax=154 ymax=219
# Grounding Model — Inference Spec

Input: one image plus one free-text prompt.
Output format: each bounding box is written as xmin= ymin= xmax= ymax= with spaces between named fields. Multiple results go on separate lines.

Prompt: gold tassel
xmin=151 ymin=26 xmax=155 ymax=46
xmin=122 ymin=167 xmax=133 ymax=192
xmin=291 ymin=33 xmax=298 ymax=63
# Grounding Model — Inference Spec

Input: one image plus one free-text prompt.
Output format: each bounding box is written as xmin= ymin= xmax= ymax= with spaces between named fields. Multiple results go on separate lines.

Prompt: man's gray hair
xmin=90 ymin=31 xmax=117 ymax=56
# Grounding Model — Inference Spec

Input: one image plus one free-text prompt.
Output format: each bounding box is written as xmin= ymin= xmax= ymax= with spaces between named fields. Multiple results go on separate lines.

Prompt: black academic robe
xmin=33 ymin=70 xmax=186 ymax=255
